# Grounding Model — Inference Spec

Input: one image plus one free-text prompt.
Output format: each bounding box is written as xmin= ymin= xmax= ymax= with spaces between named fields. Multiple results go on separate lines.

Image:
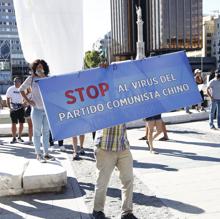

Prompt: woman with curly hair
xmin=19 ymin=59 xmax=54 ymax=163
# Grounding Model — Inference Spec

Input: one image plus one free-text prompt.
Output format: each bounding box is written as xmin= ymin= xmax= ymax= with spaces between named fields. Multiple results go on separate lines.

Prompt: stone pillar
xmin=135 ymin=6 xmax=146 ymax=60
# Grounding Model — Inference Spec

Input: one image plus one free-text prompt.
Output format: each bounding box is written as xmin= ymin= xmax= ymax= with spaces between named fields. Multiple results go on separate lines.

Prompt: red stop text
xmin=65 ymin=82 xmax=109 ymax=104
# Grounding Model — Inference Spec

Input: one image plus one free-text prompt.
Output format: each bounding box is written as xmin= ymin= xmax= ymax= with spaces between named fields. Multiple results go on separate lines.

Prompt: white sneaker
xmin=49 ymin=146 xmax=56 ymax=151
xmin=60 ymin=146 xmax=66 ymax=152
xmin=24 ymin=141 xmax=33 ymax=145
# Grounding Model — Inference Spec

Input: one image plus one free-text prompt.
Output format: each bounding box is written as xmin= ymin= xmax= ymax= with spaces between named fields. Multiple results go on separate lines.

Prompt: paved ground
xmin=67 ymin=136 xmax=172 ymax=219
xmin=0 ymin=137 xmax=90 ymax=219
xmin=0 ymin=120 xmax=220 ymax=219
xmin=128 ymin=123 xmax=220 ymax=219
xmin=67 ymin=120 xmax=220 ymax=219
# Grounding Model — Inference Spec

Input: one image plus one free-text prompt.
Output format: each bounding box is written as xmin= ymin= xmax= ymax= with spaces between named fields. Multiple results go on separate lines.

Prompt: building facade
xmin=110 ymin=0 xmax=203 ymax=60
xmin=211 ymin=16 xmax=220 ymax=69
xmin=202 ymin=16 xmax=215 ymax=58
xmin=110 ymin=0 xmax=136 ymax=61
xmin=0 ymin=0 xmax=28 ymax=86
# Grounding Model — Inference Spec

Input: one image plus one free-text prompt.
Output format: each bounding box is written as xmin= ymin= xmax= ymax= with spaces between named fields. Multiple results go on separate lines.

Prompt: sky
xmin=83 ymin=0 xmax=220 ymax=52
xmin=203 ymin=0 xmax=220 ymax=14
xmin=83 ymin=0 xmax=111 ymax=52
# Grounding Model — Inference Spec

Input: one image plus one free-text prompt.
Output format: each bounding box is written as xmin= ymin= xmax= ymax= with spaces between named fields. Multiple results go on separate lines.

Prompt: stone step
xmin=0 ymin=156 xmax=67 ymax=197
xmin=0 ymin=157 xmax=29 ymax=197
xmin=23 ymin=159 xmax=67 ymax=194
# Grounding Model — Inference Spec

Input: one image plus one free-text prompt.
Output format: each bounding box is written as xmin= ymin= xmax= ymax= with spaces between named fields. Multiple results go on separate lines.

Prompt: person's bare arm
xmin=206 ymin=87 xmax=213 ymax=100
xmin=6 ymin=97 xmax=11 ymax=110
xmin=20 ymin=90 xmax=35 ymax=106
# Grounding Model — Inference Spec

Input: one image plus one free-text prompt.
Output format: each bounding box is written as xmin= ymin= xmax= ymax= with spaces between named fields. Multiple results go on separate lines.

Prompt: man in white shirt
xmin=207 ymin=70 xmax=220 ymax=129
xmin=6 ymin=77 xmax=25 ymax=143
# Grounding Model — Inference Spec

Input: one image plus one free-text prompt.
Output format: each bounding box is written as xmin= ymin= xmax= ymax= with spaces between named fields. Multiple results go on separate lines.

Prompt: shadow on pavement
xmin=0 ymin=143 xmax=65 ymax=160
xmin=0 ymin=197 xmax=90 ymax=219
xmin=78 ymin=182 xmax=204 ymax=215
xmin=133 ymin=160 xmax=178 ymax=171
xmin=0 ymin=208 xmax=24 ymax=219
xmin=0 ymin=177 xmax=89 ymax=219
xmin=171 ymin=139 xmax=220 ymax=148
xmin=78 ymin=182 xmax=94 ymax=193
xmin=130 ymin=142 xmax=220 ymax=163
xmin=155 ymin=148 xmax=220 ymax=162
xmin=0 ymin=139 xmax=4 ymax=145
xmin=65 ymin=145 xmax=95 ymax=162
xmin=130 ymin=145 xmax=149 ymax=151
xmin=167 ymin=130 xmax=204 ymax=135
xmin=0 ymin=143 xmax=36 ymax=159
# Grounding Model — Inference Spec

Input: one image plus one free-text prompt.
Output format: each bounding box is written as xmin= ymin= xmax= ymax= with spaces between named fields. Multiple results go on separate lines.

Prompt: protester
xmin=23 ymin=88 xmax=33 ymax=144
xmin=208 ymin=69 xmax=217 ymax=119
xmin=93 ymin=124 xmax=137 ymax=219
xmin=92 ymin=61 xmax=137 ymax=218
xmin=207 ymin=69 xmax=220 ymax=129
xmin=194 ymin=69 xmax=205 ymax=111
xmin=145 ymin=114 xmax=164 ymax=153
xmin=19 ymin=59 xmax=54 ymax=163
xmin=6 ymin=77 xmax=25 ymax=144
xmin=72 ymin=135 xmax=85 ymax=160
xmin=159 ymin=120 xmax=169 ymax=141
xmin=139 ymin=114 xmax=169 ymax=142
xmin=49 ymin=131 xmax=66 ymax=152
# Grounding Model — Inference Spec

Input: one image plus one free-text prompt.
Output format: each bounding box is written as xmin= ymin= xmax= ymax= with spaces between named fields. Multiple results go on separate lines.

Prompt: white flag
xmin=13 ymin=0 xmax=83 ymax=75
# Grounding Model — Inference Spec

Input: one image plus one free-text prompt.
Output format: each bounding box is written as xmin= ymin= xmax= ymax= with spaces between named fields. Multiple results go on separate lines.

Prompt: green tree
xmin=84 ymin=50 xmax=105 ymax=69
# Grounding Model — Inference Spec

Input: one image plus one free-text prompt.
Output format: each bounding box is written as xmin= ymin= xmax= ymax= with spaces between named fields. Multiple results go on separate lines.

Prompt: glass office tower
xmin=110 ymin=0 xmax=136 ymax=60
xmin=111 ymin=0 xmax=203 ymax=60
xmin=0 ymin=0 xmax=28 ymax=80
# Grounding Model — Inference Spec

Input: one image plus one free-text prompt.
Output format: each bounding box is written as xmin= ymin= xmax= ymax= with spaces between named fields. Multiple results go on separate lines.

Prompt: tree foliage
xmin=84 ymin=50 xmax=105 ymax=69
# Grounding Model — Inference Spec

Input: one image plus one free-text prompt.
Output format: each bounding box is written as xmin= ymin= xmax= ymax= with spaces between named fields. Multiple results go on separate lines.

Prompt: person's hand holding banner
xmin=38 ymin=51 xmax=201 ymax=140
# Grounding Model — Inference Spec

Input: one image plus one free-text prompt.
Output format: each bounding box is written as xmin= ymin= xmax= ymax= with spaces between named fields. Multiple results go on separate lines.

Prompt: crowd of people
xmin=5 ymin=60 xmax=86 ymax=163
xmin=2 ymin=59 xmax=137 ymax=219
xmin=2 ymin=59 xmax=220 ymax=219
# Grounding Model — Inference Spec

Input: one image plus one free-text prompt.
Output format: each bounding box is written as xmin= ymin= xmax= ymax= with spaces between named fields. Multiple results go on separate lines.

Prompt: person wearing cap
xmin=6 ymin=77 xmax=25 ymax=143
xmin=207 ymin=69 xmax=220 ymax=129
xmin=194 ymin=69 xmax=205 ymax=111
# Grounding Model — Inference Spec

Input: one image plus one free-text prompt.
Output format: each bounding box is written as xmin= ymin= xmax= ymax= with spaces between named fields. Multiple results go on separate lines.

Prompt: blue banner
xmin=38 ymin=51 xmax=201 ymax=140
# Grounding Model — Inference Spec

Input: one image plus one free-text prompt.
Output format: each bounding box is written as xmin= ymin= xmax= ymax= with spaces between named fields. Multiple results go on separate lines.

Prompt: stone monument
xmin=135 ymin=6 xmax=146 ymax=60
